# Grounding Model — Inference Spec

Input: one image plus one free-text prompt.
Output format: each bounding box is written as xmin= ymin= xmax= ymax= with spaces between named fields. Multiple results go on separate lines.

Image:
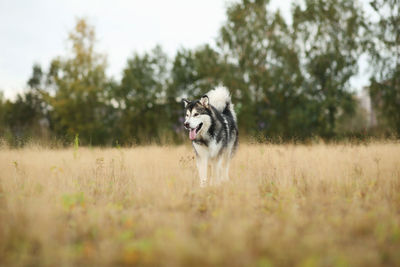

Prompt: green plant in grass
xmin=73 ymin=134 xmax=79 ymax=159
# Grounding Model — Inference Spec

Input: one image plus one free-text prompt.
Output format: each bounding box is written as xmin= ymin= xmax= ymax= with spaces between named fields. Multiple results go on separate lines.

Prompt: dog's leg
xmin=197 ymin=157 xmax=208 ymax=187
xmin=221 ymin=151 xmax=231 ymax=182
xmin=223 ymin=157 xmax=230 ymax=182
xmin=214 ymin=157 xmax=224 ymax=185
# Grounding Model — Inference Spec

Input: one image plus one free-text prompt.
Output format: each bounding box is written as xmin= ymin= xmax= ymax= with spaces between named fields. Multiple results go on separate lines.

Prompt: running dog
xmin=183 ymin=86 xmax=238 ymax=187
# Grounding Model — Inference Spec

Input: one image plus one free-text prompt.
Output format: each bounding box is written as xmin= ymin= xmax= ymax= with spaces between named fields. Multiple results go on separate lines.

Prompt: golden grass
xmin=0 ymin=143 xmax=400 ymax=266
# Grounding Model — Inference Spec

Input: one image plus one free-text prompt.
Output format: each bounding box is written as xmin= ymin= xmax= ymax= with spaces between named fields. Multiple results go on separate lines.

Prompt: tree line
xmin=0 ymin=0 xmax=399 ymax=146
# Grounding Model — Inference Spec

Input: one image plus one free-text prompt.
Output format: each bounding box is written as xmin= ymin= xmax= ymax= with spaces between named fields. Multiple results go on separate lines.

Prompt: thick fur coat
xmin=183 ymin=86 xmax=238 ymax=186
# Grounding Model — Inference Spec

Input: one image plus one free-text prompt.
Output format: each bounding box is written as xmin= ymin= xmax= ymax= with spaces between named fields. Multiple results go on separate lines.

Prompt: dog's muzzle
xmin=188 ymin=123 xmax=203 ymax=140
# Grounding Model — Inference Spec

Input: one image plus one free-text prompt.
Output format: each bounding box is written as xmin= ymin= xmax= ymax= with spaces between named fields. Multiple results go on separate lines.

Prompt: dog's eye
xmin=193 ymin=113 xmax=199 ymax=117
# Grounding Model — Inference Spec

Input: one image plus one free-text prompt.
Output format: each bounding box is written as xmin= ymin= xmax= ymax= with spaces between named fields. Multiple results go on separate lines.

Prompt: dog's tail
xmin=206 ymin=85 xmax=236 ymax=121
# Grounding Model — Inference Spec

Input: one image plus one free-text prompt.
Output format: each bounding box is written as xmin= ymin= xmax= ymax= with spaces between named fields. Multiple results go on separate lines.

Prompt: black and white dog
xmin=183 ymin=86 xmax=238 ymax=187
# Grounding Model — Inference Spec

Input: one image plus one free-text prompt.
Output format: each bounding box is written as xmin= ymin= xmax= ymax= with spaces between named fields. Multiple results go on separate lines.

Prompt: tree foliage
xmin=219 ymin=0 xmax=308 ymax=137
xmin=368 ymin=0 xmax=400 ymax=135
xmin=43 ymin=19 xmax=112 ymax=145
xmin=114 ymin=46 xmax=170 ymax=144
xmin=293 ymin=0 xmax=366 ymax=137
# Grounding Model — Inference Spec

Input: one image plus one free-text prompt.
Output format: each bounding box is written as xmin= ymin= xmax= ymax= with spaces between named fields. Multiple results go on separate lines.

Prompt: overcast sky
xmin=0 ymin=0 xmax=369 ymax=100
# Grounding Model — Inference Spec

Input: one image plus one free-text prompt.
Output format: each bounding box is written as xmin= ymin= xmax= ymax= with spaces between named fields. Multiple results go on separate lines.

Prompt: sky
xmin=0 ymin=0 xmax=369 ymax=100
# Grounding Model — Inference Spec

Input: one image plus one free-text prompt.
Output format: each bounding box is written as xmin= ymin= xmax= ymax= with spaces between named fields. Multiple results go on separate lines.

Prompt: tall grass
xmin=0 ymin=143 xmax=399 ymax=266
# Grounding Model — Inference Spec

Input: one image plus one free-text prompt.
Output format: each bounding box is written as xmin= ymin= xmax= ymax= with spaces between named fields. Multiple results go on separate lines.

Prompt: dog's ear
xmin=200 ymin=95 xmax=209 ymax=108
xmin=182 ymin=98 xmax=190 ymax=108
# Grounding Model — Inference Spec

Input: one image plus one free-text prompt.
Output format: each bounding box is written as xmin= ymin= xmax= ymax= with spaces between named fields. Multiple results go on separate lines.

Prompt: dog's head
xmin=182 ymin=95 xmax=211 ymax=141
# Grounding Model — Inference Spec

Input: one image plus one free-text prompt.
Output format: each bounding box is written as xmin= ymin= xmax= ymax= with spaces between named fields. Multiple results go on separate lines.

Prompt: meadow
xmin=0 ymin=142 xmax=400 ymax=266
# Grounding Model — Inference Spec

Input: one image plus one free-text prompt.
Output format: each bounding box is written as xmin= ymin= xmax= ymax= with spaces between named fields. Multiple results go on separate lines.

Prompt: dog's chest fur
xmin=193 ymin=140 xmax=222 ymax=159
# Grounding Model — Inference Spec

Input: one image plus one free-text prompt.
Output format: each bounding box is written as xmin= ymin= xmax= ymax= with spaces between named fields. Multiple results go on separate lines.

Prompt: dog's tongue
xmin=189 ymin=129 xmax=197 ymax=140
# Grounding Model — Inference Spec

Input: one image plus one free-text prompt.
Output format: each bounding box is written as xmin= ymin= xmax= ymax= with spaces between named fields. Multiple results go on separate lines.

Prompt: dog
xmin=183 ymin=86 xmax=238 ymax=187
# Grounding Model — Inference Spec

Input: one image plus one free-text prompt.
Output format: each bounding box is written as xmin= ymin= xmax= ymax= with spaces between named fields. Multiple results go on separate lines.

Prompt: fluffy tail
xmin=206 ymin=86 xmax=236 ymax=121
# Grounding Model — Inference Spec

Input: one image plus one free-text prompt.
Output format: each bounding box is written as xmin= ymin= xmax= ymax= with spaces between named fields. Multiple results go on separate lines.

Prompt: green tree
xmin=168 ymin=45 xmax=223 ymax=100
xmin=368 ymin=0 xmax=400 ymax=135
xmin=43 ymin=18 xmax=113 ymax=145
xmin=0 ymin=65 xmax=50 ymax=145
xmin=293 ymin=0 xmax=366 ymax=137
xmin=3 ymin=91 xmax=46 ymax=143
xmin=114 ymin=45 xmax=170 ymax=144
xmin=218 ymin=0 xmax=305 ymax=138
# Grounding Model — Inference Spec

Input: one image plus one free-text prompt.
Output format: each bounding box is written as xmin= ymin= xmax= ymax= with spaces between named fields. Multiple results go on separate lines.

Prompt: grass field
xmin=1 ymin=143 xmax=400 ymax=266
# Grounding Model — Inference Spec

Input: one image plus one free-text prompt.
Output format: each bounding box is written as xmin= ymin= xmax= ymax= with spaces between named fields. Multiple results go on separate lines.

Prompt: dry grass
xmin=0 ymin=143 xmax=400 ymax=267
